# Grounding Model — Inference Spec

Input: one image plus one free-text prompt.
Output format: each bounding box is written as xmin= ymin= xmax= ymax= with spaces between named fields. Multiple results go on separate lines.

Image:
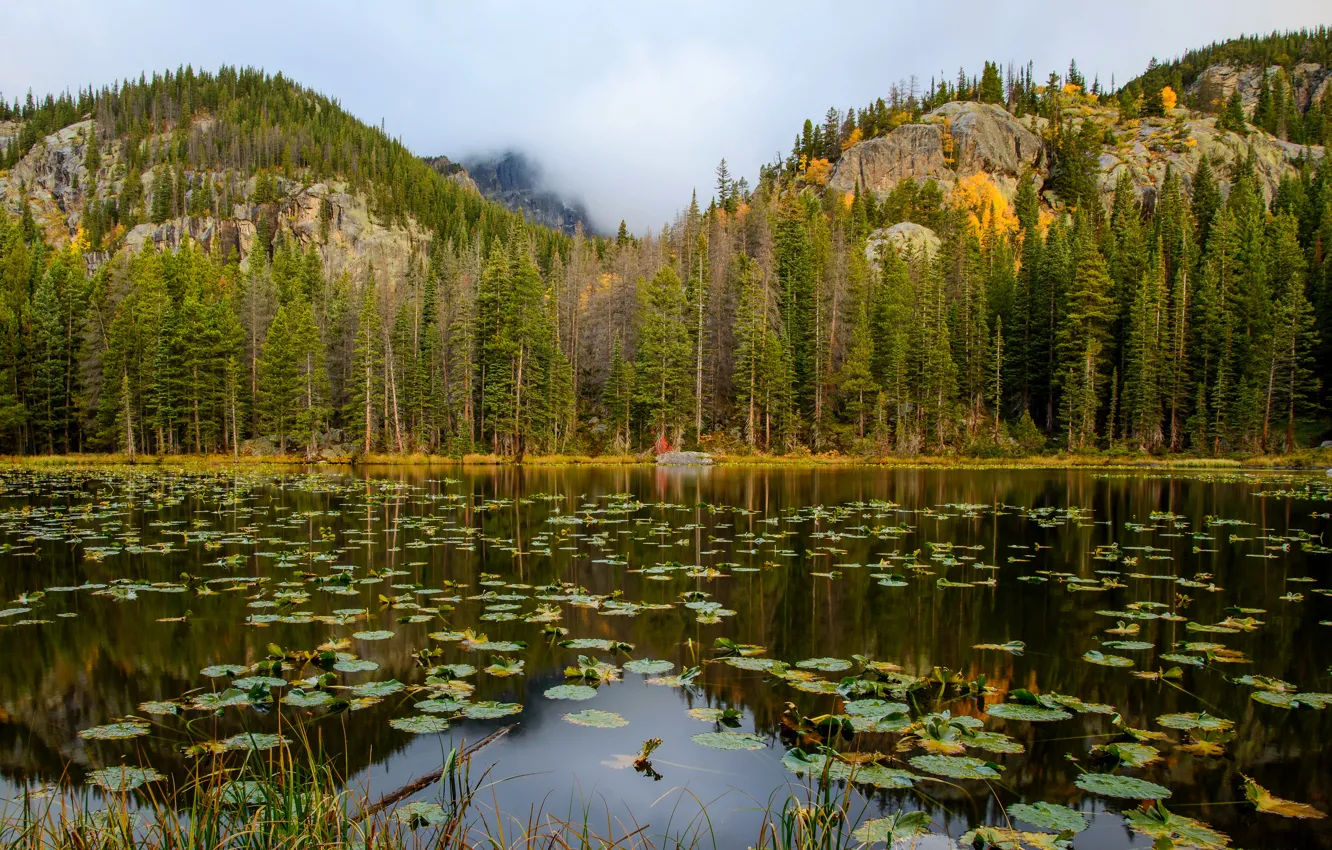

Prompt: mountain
xmin=457 ymin=150 xmax=593 ymax=236
xmin=0 ymin=36 xmax=1328 ymax=462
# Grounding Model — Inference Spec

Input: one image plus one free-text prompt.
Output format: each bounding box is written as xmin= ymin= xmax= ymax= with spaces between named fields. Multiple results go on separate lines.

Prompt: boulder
xmin=866 ymin=222 xmax=940 ymax=263
xmin=655 ymin=451 xmax=714 ymax=466
xmin=829 ymin=102 xmax=1045 ymax=200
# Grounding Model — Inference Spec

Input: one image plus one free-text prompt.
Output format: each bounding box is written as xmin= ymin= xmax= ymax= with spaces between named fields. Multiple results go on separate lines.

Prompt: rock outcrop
xmin=0 ymin=120 xmax=430 ymax=288
xmin=828 ymin=97 xmax=1321 ymax=215
xmin=828 ymin=102 xmax=1045 ymax=200
xmin=865 ymin=222 xmax=940 ymax=264
xmin=1187 ymin=63 xmax=1332 ymax=114
xmin=1094 ymin=115 xmax=1321 ymax=208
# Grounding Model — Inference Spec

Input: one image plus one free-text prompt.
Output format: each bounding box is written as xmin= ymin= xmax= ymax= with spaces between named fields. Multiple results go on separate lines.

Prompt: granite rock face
xmin=829 ymin=102 xmax=1045 ymax=200
xmin=0 ymin=120 xmax=430 ymax=289
xmin=1187 ymin=63 xmax=1331 ymax=114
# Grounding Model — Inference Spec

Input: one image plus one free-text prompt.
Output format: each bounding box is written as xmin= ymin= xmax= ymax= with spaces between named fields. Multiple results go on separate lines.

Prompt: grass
xmin=0 ymin=721 xmax=726 ymax=850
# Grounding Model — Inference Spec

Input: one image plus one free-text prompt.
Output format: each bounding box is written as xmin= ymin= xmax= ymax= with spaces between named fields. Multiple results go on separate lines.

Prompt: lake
xmin=0 ymin=464 xmax=1329 ymax=849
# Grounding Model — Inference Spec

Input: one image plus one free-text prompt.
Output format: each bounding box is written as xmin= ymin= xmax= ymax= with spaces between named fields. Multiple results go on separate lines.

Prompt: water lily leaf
xmin=908 ymin=754 xmax=1002 ymax=780
xmin=1124 ymin=801 xmax=1228 ymax=849
xmin=200 ymin=664 xmax=248 ymax=678
xmin=965 ymin=730 xmax=1025 ymax=754
xmin=973 ymin=640 xmax=1026 ymax=654
xmin=1243 ymin=774 xmax=1324 ymax=818
xmin=1093 ymin=742 xmax=1160 ymax=767
xmin=544 ymin=684 xmax=597 ymax=701
xmin=333 ymin=659 xmax=379 ymax=673
xmin=1101 ymin=640 xmax=1154 ymax=651
xmin=352 ymin=630 xmax=394 ymax=640
xmin=219 ymin=780 xmax=266 ymax=807
xmin=463 ymin=701 xmax=523 ymax=719
xmin=1082 ymin=650 xmax=1133 ymax=668
xmin=390 ymin=715 xmax=451 ymax=734
xmin=843 ymin=699 xmax=910 ymax=719
xmin=958 ymin=827 xmax=1071 ymax=849
xmin=691 ymin=731 xmax=765 ymax=750
xmin=623 ymin=659 xmax=674 ymax=675
xmin=564 ymin=709 xmax=628 ymax=728
xmin=351 ymin=679 xmax=404 ymax=698
xmin=394 ymin=800 xmax=447 ymax=828
xmin=222 ymin=732 xmax=289 ymax=751
xmin=795 ymin=657 xmax=852 ymax=672
xmin=231 ymin=676 xmax=286 ymax=690
xmin=87 ymin=766 xmax=163 ymax=793
xmin=851 ymin=810 xmax=931 ymax=844
xmin=79 ymin=722 xmax=150 ymax=741
xmin=1156 ymin=712 xmax=1233 ymax=732
xmin=1251 ymin=690 xmax=1331 ymax=710
xmin=137 ymin=701 xmax=179 ymax=716
xmin=191 ymin=689 xmax=252 ymax=710
xmin=1007 ymin=802 xmax=1088 ymax=833
xmin=1075 ymin=773 xmax=1171 ymax=799
xmin=987 ymin=703 xmax=1071 ymax=722
xmin=283 ymin=689 xmax=332 ymax=707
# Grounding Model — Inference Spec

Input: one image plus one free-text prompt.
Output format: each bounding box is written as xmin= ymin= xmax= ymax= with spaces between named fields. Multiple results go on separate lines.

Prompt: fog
xmin=2 ymin=0 xmax=1326 ymax=232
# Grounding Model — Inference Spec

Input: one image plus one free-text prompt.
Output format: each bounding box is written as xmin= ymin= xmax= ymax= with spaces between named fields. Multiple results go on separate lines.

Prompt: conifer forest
xmin=0 ymin=30 xmax=1330 ymax=460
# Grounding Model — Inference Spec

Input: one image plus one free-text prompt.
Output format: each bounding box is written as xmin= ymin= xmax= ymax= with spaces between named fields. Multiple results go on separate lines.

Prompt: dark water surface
xmin=0 ymin=464 xmax=1329 ymax=848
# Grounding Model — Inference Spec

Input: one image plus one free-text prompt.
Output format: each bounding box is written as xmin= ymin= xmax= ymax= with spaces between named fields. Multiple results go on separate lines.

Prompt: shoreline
xmin=0 ymin=449 xmax=1327 ymax=472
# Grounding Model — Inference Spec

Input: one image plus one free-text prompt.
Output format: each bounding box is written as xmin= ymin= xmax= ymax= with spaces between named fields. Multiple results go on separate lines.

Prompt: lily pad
xmin=390 ymin=715 xmax=451 ymax=734
xmin=79 ymin=722 xmax=151 ymax=741
xmin=283 ymin=689 xmax=333 ymax=707
xmin=1007 ymin=802 xmax=1088 ymax=833
xmin=463 ymin=701 xmax=523 ymax=719
xmin=223 ymin=732 xmax=289 ymax=751
xmin=691 ymin=731 xmax=765 ymax=750
xmin=795 ymin=657 xmax=851 ymax=672
xmin=393 ymin=800 xmax=448 ymax=828
xmin=623 ymin=659 xmax=674 ymax=675
xmin=543 ymin=684 xmax=597 ymax=701
xmin=87 ymin=766 xmax=164 ymax=793
xmin=851 ymin=811 xmax=931 ymax=844
xmin=352 ymin=630 xmax=394 ymax=641
xmin=564 ymin=709 xmax=628 ymax=728
xmin=1082 ymin=650 xmax=1134 ymax=668
xmin=1075 ymin=773 xmax=1171 ymax=800
xmin=986 ymin=703 xmax=1071 ymax=722
xmin=908 ymin=754 xmax=1002 ymax=780
xmin=351 ymin=679 xmax=404 ymax=698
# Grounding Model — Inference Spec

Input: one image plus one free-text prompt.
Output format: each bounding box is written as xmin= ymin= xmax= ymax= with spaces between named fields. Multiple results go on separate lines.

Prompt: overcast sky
xmin=2 ymin=1 xmax=1327 ymax=232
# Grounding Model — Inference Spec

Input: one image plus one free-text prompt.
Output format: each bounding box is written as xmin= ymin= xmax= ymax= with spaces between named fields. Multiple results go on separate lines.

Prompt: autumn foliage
xmin=951 ymin=172 xmax=1018 ymax=243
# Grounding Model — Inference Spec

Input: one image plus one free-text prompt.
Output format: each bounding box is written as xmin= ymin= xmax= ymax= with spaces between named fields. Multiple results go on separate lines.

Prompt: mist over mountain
xmin=459 ymin=151 xmax=595 ymax=236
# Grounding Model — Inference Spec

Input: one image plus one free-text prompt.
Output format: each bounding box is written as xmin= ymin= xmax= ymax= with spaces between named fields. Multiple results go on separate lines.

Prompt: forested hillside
xmin=0 ymin=35 xmax=1328 ymax=459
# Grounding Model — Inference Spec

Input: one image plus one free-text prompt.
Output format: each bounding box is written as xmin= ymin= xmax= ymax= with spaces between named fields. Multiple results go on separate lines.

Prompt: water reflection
xmin=0 ymin=465 xmax=1328 ymax=848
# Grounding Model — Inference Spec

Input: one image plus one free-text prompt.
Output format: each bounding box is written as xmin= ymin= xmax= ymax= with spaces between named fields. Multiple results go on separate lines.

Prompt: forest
xmin=0 ymin=32 xmax=1328 ymax=459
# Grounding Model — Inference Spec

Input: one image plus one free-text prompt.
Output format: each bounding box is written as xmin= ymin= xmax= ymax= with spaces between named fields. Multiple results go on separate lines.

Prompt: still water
xmin=0 ymin=464 xmax=1329 ymax=848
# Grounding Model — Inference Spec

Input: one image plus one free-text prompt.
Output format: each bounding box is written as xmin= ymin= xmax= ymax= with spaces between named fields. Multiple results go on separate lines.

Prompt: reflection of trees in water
xmin=0 ymin=466 xmax=1329 ymax=846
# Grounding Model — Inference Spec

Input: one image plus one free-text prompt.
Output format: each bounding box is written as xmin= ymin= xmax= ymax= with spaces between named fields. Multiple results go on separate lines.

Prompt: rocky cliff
xmin=829 ymin=102 xmax=1046 ymax=200
xmin=828 ymin=96 xmax=1322 ymax=211
xmin=1187 ymin=62 xmax=1332 ymax=114
xmin=0 ymin=119 xmax=431 ymax=286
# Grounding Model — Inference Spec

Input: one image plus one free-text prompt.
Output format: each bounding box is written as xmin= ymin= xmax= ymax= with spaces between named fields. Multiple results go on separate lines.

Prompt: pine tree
xmin=978 ymin=62 xmax=1004 ymax=104
xmin=633 ymin=266 xmax=693 ymax=448
xmin=1057 ymin=218 xmax=1114 ymax=449
xmin=604 ymin=335 xmax=634 ymax=451
xmin=346 ymin=271 xmax=384 ymax=453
